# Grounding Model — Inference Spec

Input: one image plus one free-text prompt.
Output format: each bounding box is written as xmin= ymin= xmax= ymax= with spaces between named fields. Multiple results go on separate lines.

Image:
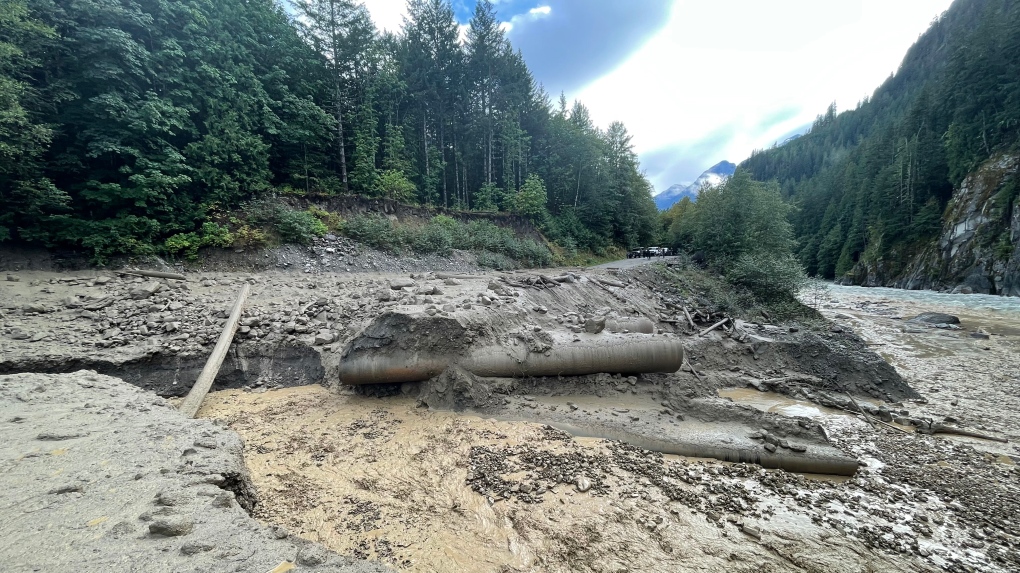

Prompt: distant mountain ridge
xmin=654 ymin=161 xmax=736 ymax=210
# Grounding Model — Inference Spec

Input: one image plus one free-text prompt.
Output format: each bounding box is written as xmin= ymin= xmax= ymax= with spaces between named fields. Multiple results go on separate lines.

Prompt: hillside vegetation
xmin=741 ymin=0 xmax=1020 ymax=281
xmin=0 ymin=0 xmax=658 ymax=262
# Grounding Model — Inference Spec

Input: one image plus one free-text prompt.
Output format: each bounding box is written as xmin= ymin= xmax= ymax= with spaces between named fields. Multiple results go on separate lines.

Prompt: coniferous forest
xmin=741 ymin=0 xmax=1020 ymax=280
xmin=0 ymin=0 xmax=659 ymax=261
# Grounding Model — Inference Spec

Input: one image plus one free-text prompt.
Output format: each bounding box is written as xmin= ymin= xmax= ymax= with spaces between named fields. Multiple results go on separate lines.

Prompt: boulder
xmin=389 ymin=278 xmax=416 ymax=290
xmin=907 ymin=312 xmax=960 ymax=325
xmin=129 ymin=281 xmax=163 ymax=300
xmin=583 ymin=317 xmax=606 ymax=334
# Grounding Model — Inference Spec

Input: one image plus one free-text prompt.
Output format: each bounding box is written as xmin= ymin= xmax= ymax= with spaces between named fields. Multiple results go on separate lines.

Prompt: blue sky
xmin=362 ymin=0 xmax=954 ymax=191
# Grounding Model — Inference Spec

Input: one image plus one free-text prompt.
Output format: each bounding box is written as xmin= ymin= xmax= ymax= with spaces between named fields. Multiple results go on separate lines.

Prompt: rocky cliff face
xmin=844 ymin=153 xmax=1020 ymax=296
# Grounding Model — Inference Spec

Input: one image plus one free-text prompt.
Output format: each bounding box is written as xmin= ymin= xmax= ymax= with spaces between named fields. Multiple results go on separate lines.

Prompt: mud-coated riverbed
xmin=195 ymin=283 xmax=1020 ymax=572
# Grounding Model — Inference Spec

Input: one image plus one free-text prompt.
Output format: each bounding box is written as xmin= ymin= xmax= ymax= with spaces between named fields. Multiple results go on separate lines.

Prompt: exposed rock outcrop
xmin=845 ymin=153 xmax=1020 ymax=295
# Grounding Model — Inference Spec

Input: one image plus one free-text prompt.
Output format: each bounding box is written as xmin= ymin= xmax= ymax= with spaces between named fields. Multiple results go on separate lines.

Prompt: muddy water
xmin=198 ymin=386 xmax=919 ymax=573
xmin=812 ymin=284 xmax=1020 ymax=455
xmin=718 ymin=388 xmax=852 ymax=419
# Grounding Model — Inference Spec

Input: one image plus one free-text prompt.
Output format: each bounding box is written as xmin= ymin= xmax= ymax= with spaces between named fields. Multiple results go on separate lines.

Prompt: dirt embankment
xmin=2 ymin=262 xmax=1018 ymax=572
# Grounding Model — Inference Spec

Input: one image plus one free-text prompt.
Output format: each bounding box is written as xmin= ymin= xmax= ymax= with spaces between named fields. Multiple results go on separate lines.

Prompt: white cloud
xmin=502 ymin=5 xmax=552 ymax=33
xmin=572 ymin=0 xmax=955 ymax=190
xmin=362 ymin=1 xmax=551 ymax=42
xmin=361 ymin=0 xmax=409 ymax=34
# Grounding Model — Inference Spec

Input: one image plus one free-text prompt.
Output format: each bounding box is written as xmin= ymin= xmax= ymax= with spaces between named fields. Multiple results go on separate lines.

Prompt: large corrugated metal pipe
xmin=338 ymin=337 xmax=684 ymax=385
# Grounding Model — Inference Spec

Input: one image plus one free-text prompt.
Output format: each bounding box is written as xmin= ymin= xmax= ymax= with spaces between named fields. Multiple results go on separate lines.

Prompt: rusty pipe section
xmin=338 ymin=337 xmax=684 ymax=385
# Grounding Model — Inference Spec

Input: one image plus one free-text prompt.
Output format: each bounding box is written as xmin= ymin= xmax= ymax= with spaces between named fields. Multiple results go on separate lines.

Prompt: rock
xmin=764 ymin=442 xmax=777 ymax=453
xmin=10 ymin=329 xmax=30 ymax=340
xmin=575 ymin=476 xmax=592 ymax=493
xmin=6 ymin=274 xmax=20 ymax=282
xmin=443 ymin=278 xmax=462 ymax=286
xmin=296 ymin=544 xmax=329 ymax=566
xmin=313 ymin=330 xmax=336 ymax=346
xmin=583 ymin=317 xmax=606 ymax=334
xmin=93 ymin=276 xmax=111 ymax=285
xmin=83 ymin=297 xmax=114 ymax=311
xmin=37 ymin=431 xmax=88 ymax=441
xmin=62 ymin=297 xmax=82 ymax=309
xmin=389 ymin=278 xmax=416 ymax=290
xmin=129 ymin=281 xmax=163 ymax=300
xmin=970 ymin=332 xmax=990 ymax=340
xmin=155 ymin=490 xmax=190 ymax=507
xmin=908 ymin=312 xmax=960 ymax=325
xmin=180 ymin=541 xmax=215 ymax=555
xmin=148 ymin=516 xmax=195 ymax=537
xmin=741 ymin=524 xmax=762 ymax=540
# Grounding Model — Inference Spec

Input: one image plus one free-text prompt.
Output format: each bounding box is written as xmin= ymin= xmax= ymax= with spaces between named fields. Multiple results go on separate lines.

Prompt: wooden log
xmin=929 ymin=423 xmax=1009 ymax=443
xmin=682 ymin=306 xmax=695 ymax=329
xmin=698 ymin=317 xmax=730 ymax=337
xmin=116 ymin=269 xmax=187 ymax=281
xmin=597 ymin=277 xmax=627 ymax=288
xmin=178 ymin=283 xmax=250 ymax=418
xmin=841 ymin=389 xmax=878 ymax=430
xmin=435 ymin=272 xmax=487 ymax=280
xmin=681 ymin=347 xmax=703 ymax=383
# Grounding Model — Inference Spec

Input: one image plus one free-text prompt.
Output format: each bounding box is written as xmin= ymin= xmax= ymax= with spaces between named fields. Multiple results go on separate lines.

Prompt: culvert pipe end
xmin=338 ymin=354 xmax=449 ymax=386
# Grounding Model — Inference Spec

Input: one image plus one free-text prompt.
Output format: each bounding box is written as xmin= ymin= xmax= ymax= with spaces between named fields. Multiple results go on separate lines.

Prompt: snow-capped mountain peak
xmin=654 ymin=160 xmax=736 ymax=210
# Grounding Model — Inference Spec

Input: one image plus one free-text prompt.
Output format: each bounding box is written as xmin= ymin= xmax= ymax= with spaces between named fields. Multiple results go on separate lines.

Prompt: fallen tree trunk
xmin=699 ymin=318 xmax=730 ymax=337
xmin=927 ymin=423 xmax=1009 ymax=443
xmin=339 ymin=337 xmax=684 ymax=385
xmin=547 ymin=422 xmax=860 ymax=476
xmin=116 ymin=269 xmax=187 ymax=281
xmin=682 ymin=306 xmax=695 ymax=329
xmin=435 ymin=272 xmax=487 ymax=280
xmin=597 ymin=278 xmax=627 ymax=288
xmin=177 ymin=283 xmax=250 ymax=418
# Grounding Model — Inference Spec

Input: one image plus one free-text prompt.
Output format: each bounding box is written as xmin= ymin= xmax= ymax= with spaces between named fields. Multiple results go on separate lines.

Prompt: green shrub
xmin=199 ymin=222 xmax=234 ymax=248
xmin=307 ymin=205 xmax=342 ymax=231
xmin=476 ymin=251 xmax=516 ymax=270
xmin=727 ymin=252 xmax=807 ymax=302
xmin=276 ymin=208 xmax=327 ymax=245
xmin=411 ymin=221 xmax=453 ymax=255
xmin=336 ymin=213 xmax=552 ymax=267
xmin=164 ymin=232 xmax=202 ymax=260
xmin=164 ymin=222 xmax=234 ymax=259
xmin=235 ymin=225 xmax=268 ymax=249
xmin=375 ymin=169 xmax=418 ymax=203
xmin=341 ymin=214 xmax=403 ymax=252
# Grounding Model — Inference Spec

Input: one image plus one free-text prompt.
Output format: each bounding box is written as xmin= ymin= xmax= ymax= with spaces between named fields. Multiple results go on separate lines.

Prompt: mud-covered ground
xmin=2 ymin=262 xmax=1018 ymax=572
